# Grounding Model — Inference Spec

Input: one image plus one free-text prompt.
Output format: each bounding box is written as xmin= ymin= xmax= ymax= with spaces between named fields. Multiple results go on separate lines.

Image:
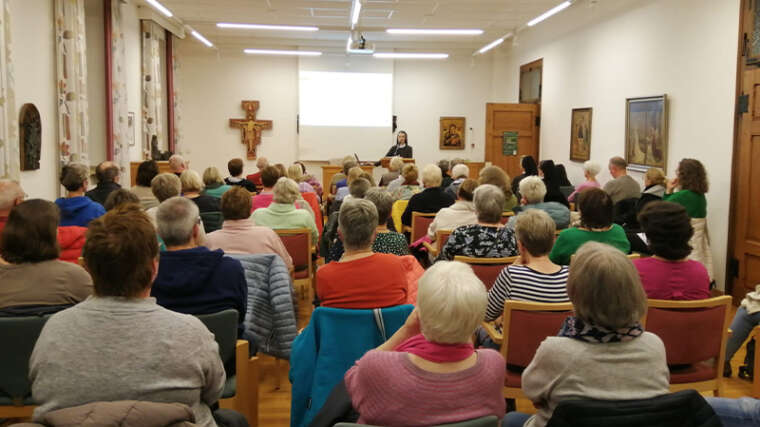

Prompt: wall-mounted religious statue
xmin=19 ymin=103 xmax=41 ymax=170
xmin=229 ymin=100 xmax=273 ymax=160
xmin=150 ymin=135 xmax=172 ymax=161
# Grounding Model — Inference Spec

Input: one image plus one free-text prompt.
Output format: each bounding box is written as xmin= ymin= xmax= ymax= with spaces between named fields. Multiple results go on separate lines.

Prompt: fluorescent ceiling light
xmin=191 ymin=30 xmax=213 ymax=48
xmin=244 ymin=49 xmax=322 ymax=56
xmin=145 ymin=0 xmax=172 ymax=18
xmin=217 ymin=23 xmax=319 ymax=32
xmin=351 ymin=0 xmax=362 ymax=29
xmin=478 ymin=38 xmax=505 ymax=54
xmin=386 ymin=29 xmax=483 ymax=36
xmin=373 ymin=52 xmax=449 ymax=59
xmin=527 ymin=1 xmax=572 ymax=27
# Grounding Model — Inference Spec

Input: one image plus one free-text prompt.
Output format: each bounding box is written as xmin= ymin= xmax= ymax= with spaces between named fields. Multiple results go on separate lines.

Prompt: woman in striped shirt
xmin=486 ymin=209 xmax=569 ymax=321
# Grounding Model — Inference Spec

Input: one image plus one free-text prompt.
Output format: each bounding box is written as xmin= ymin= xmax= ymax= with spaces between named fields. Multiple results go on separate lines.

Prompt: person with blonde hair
xmin=567 ymin=161 xmax=601 ymax=202
xmin=380 ymin=156 xmax=404 ymax=187
xmin=287 ymin=163 xmax=316 ymax=195
xmin=505 ymin=242 xmax=669 ymax=427
xmin=200 ymin=166 xmax=231 ymax=199
xmin=390 ymin=164 xmax=421 ymax=200
xmin=479 ymin=165 xmax=518 ymax=211
xmin=180 ymin=170 xmax=220 ymax=214
xmin=251 ymin=177 xmax=318 ymax=243
xmin=620 ymin=167 xmax=666 ymax=230
xmin=400 ymin=164 xmax=455 ymax=227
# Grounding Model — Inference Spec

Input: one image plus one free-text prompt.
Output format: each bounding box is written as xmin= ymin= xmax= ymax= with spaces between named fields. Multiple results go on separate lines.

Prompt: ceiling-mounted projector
xmin=347 ymin=31 xmax=375 ymax=54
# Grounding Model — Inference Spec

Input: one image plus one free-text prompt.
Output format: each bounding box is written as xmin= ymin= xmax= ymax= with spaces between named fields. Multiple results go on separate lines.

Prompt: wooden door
xmin=485 ymin=103 xmax=540 ymax=179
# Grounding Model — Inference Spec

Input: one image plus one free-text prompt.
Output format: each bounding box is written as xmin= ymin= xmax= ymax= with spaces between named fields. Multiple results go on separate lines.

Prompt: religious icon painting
xmin=625 ymin=95 xmax=668 ymax=172
xmin=440 ymin=117 xmax=465 ymax=150
xmin=569 ymin=107 xmax=592 ymax=162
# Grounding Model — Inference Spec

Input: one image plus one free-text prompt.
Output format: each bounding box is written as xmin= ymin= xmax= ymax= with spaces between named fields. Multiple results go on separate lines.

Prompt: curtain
xmin=141 ymin=20 xmax=163 ymax=159
xmin=110 ymin=0 xmax=129 ymax=173
xmin=0 ymin=0 xmax=17 ymax=180
xmin=171 ymin=33 xmax=182 ymax=154
xmin=55 ymin=0 xmax=89 ymax=167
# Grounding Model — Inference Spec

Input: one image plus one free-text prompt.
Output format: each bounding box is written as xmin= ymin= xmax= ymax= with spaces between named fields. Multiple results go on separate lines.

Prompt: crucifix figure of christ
xmin=229 ymin=100 xmax=273 ymax=159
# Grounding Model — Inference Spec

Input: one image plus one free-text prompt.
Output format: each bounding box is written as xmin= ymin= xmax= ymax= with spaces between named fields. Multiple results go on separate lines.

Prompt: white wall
xmin=491 ymin=0 xmax=740 ymax=289
xmin=85 ymin=0 xmax=106 ymax=165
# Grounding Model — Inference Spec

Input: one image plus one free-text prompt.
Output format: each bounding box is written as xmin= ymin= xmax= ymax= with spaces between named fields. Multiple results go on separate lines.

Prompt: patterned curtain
xmin=171 ymin=34 xmax=182 ymax=154
xmin=110 ymin=0 xmax=129 ymax=173
xmin=141 ymin=20 xmax=164 ymax=159
xmin=0 ymin=0 xmax=17 ymax=180
xmin=55 ymin=0 xmax=89 ymax=167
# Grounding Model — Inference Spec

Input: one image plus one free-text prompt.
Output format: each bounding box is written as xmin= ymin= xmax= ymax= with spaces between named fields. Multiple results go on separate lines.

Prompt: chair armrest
xmin=403 ymin=225 xmax=412 ymax=233
xmin=481 ymin=321 xmax=503 ymax=345
xmin=422 ymin=241 xmax=438 ymax=257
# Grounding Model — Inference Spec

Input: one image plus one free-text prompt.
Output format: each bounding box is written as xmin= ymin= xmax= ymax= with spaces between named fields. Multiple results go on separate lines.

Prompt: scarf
xmin=558 ymin=316 xmax=643 ymax=343
xmin=394 ymin=333 xmax=474 ymax=363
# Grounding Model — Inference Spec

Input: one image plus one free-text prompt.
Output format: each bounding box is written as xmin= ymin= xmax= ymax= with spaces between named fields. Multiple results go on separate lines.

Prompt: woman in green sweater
xmin=549 ymin=188 xmax=630 ymax=265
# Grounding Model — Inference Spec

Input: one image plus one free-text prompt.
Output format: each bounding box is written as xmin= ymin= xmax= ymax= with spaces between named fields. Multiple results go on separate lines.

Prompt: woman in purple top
xmin=567 ymin=160 xmax=601 ymax=202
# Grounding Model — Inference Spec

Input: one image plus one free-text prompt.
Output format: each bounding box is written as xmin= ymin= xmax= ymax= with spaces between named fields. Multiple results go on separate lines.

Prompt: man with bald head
xmin=0 ymin=179 xmax=24 ymax=235
xmin=86 ymin=161 xmax=121 ymax=206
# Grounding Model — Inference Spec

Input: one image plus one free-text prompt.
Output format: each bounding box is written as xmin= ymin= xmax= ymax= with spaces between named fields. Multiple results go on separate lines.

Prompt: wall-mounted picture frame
xmin=128 ymin=112 xmax=136 ymax=147
xmin=439 ymin=116 xmax=465 ymax=150
xmin=625 ymin=95 xmax=668 ymax=172
xmin=569 ymin=107 xmax=592 ymax=162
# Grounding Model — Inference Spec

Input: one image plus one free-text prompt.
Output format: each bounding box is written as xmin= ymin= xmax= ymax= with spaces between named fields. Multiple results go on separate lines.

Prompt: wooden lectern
xmin=130 ymin=161 xmax=172 ymax=187
xmin=379 ymin=157 xmax=415 ymax=169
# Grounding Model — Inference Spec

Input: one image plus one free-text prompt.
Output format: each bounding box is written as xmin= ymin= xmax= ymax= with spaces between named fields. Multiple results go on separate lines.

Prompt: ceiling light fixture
xmin=191 ymin=30 xmax=214 ymax=48
xmin=527 ymin=1 xmax=572 ymax=27
xmin=145 ymin=0 xmax=173 ymax=18
xmin=350 ymin=0 xmax=362 ymax=29
xmin=373 ymin=52 xmax=449 ymax=59
xmin=476 ymin=32 xmax=514 ymax=55
xmin=217 ymin=23 xmax=319 ymax=32
xmin=244 ymin=49 xmax=322 ymax=56
xmin=386 ymin=29 xmax=483 ymax=36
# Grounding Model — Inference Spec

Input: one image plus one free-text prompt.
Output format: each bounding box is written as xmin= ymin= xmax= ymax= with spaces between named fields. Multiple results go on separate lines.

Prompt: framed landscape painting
xmin=440 ymin=117 xmax=465 ymax=150
xmin=569 ymin=107 xmax=592 ymax=162
xmin=625 ymin=95 xmax=668 ymax=172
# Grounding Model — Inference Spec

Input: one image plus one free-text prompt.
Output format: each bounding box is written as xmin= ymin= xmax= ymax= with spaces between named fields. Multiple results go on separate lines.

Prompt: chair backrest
xmin=643 ymin=296 xmax=732 ymax=366
xmin=276 ymin=228 xmax=312 ymax=272
xmin=453 ymin=256 xmax=518 ymax=290
xmin=499 ymin=211 xmax=514 ymax=224
xmin=436 ymin=229 xmax=453 ymax=250
xmin=0 ymin=315 xmax=49 ymax=402
xmin=200 ymin=211 xmax=224 ymax=233
xmin=502 ymin=300 xmax=574 ymax=367
xmin=195 ymin=309 xmax=239 ymax=368
xmin=411 ymin=212 xmax=436 ymax=242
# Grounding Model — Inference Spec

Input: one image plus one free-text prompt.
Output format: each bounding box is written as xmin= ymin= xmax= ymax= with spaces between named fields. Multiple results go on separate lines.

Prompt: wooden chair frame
xmin=275 ymin=228 xmax=314 ymax=301
xmin=422 ymin=229 xmax=453 ymax=258
xmin=219 ymin=341 xmax=260 ymax=426
xmin=454 ymin=255 xmax=519 ymax=265
xmin=642 ymin=296 xmax=732 ymax=397
xmin=403 ymin=212 xmax=437 ymax=242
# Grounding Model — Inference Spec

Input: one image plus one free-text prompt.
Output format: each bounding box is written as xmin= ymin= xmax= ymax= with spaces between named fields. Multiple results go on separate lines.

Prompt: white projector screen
xmin=298 ymin=69 xmax=394 ymax=160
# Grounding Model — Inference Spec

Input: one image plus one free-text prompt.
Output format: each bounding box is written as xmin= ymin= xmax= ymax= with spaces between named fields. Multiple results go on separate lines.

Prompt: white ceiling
xmin=150 ymin=0 xmax=568 ymax=52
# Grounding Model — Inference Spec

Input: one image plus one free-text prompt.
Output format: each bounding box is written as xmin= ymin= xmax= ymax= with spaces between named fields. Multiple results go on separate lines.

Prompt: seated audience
xmin=206 ymin=186 xmax=293 ymax=271
xmin=438 ymin=184 xmax=518 ymax=261
xmin=333 ymin=156 xmax=358 ymax=192
xmin=28 ymin=206 xmax=238 ymax=427
xmin=246 ymin=156 xmax=268 ymax=187
xmin=103 ymin=188 xmax=140 ymax=211
xmin=620 ymin=167 xmax=666 ymax=229
xmin=511 ymin=155 xmax=539 ymax=201
xmin=56 ymin=163 xmax=106 ymax=227
xmin=181 ymin=169 xmax=221 ymax=213
xmin=567 ymin=160 xmax=601 ymax=202
xmin=201 ymin=166 xmax=231 ymax=198
xmin=725 ymin=282 xmax=760 ymax=379
xmin=509 ymin=176 xmax=570 ymax=230
xmin=505 ymin=242 xmax=669 ymax=427
xmin=439 ymin=159 xmax=454 ymax=188
xmin=316 ymin=198 xmax=407 ymax=308
xmin=146 ymin=172 xmax=182 ymax=225
xmin=224 ymin=158 xmax=257 ymax=193
xmin=342 ymin=261 xmax=505 ymax=425
xmin=251 ymin=165 xmax=281 ymax=211
xmin=485 ymin=209 xmax=569 ymax=321
xmin=390 ymin=163 xmax=421 ymax=200
xmin=334 ymin=166 xmax=365 ymax=202
xmin=555 ymin=164 xmax=574 ymax=199
xmin=168 ymin=154 xmax=187 ymax=177
xmin=287 ymin=163 xmax=317 ymax=195
xmin=0 ymin=179 xmax=24 ymax=235
xmin=85 ymin=161 xmax=121 ymax=206
xmin=401 ymin=164 xmax=455 ymax=227
xmin=379 ymin=156 xmax=403 ymax=187
xmin=603 ymin=156 xmax=641 ymax=204
xmin=130 ymin=160 xmax=159 ymax=209
xmin=538 ymin=160 xmax=569 ymax=208
xmin=428 ymin=178 xmax=478 ymax=242
xmin=479 ymin=165 xmax=518 ymax=211
xmin=0 ymin=199 xmax=92 ymax=311
xmin=274 ymin=163 xmax=288 ymax=178
xmin=706 ymin=397 xmax=760 ymax=427
xmin=633 ymin=202 xmax=710 ymax=300
xmin=295 ymin=161 xmax=323 ymax=197
xmin=549 ymin=188 xmax=630 ymax=265
xmin=152 ymin=197 xmax=247 ymax=336
xmin=251 ymin=177 xmax=319 ymax=243
xmin=445 ymin=163 xmax=470 ymax=199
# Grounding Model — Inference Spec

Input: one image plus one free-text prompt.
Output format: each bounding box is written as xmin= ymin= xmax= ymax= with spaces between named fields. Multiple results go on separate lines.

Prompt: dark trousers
xmin=213 ymin=408 xmax=249 ymax=427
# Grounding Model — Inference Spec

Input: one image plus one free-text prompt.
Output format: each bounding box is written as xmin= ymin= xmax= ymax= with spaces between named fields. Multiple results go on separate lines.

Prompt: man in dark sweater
xmin=224 ymin=158 xmax=257 ymax=193
xmin=401 ymin=164 xmax=455 ymax=227
xmin=85 ymin=161 xmax=121 ymax=206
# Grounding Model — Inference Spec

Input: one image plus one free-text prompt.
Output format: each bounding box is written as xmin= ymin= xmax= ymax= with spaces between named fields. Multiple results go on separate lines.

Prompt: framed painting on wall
xmin=569 ymin=107 xmax=592 ymax=162
xmin=625 ymin=95 xmax=668 ymax=172
xmin=440 ymin=117 xmax=466 ymax=150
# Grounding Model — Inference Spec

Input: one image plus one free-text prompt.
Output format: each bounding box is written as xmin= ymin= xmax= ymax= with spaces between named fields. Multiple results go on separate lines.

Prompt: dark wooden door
xmin=485 ymin=103 xmax=540 ymax=180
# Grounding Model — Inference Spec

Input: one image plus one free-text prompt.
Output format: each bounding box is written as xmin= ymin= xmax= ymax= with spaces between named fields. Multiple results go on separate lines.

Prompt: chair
xmin=390 ymin=199 xmax=409 ymax=233
xmin=0 ymin=315 xmax=50 ymax=418
xmin=642 ymin=296 xmax=732 ymax=396
xmin=545 ymin=389 xmax=721 ymax=427
xmin=483 ymin=300 xmax=574 ymax=400
xmin=200 ymin=211 xmax=224 ymax=233
xmin=301 ymin=192 xmax=323 ymax=236
xmin=454 ymin=256 xmax=519 ymax=290
xmin=422 ymin=229 xmax=453 ymax=258
xmin=334 ymin=416 xmax=499 ymax=427
xmin=196 ymin=310 xmax=259 ymax=426
xmin=275 ymin=228 xmax=314 ymax=300
xmin=499 ymin=211 xmax=515 ymax=224
xmin=406 ymin=212 xmax=436 ymax=242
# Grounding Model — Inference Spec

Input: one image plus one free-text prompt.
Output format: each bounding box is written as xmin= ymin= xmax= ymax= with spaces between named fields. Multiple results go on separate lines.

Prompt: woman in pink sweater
xmin=342 ymin=261 xmax=505 ymax=426
xmin=567 ymin=160 xmax=601 ymax=202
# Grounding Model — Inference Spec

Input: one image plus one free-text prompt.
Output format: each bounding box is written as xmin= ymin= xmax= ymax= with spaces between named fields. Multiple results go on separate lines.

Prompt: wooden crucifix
xmin=229 ymin=100 xmax=273 ymax=159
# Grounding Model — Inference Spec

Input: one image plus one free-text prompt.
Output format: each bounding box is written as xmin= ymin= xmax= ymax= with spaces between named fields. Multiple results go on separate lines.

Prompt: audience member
xmin=201 ymin=166 xmax=232 ymax=198
xmin=246 ymin=156 xmax=268 ymax=187
xmin=224 ymin=158 xmax=257 ymax=193
xmin=345 ymin=177 xmax=371 ymax=201
xmin=401 ymin=164 xmax=455 ymax=227
xmin=445 ymin=163 xmax=470 ymax=199
xmin=485 ymin=209 xmax=569 ymax=322
xmin=341 ymin=261 xmax=505 ymax=425
xmin=181 ymin=169 xmax=221 ymax=213
xmin=538 ymin=160 xmax=569 ymax=208
xmin=205 ymin=186 xmax=293 ymax=271
xmin=29 ymin=206 xmax=237 ymax=427
xmin=274 ymin=163 xmax=288 ymax=179
xmin=103 ymin=188 xmax=140 ymax=211
xmin=391 ymin=163 xmax=422 ymax=200
xmin=633 ymin=202 xmax=710 ymax=300
xmin=438 ymin=184 xmax=518 ymax=261
xmin=479 ymin=165 xmax=518 ymax=211
xmin=439 ymin=159 xmax=453 ymax=188
xmin=56 ymin=163 xmax=105 ymax=227
xmin=555 ymin=164 xmax=574 ymax=200
xmin=380 ymin=156 xmax=403 ymax=187
xmin=724 ymin=285 xmax=760 ymax=378
xmin=251 ymin=177 xmax=319 ymax=243
xmin=603 ymin=156 xmax=641 ymax=204
xmin=251 ymin=165 xmax=281 ymax=211
xmin=567 ymin=161 xmax=601 ymax=202
xmin=152 ymin=197 xmax=247 ymax=336
xmin=334 ymin=156 xmax=358 ymax=192
xmin=130 ymin=160 xmax=159 ymax=209
xmin=294 ymin=161 xmax=323 ymax=198
xmin=0 ymin=199 xmax=92 ymax=311
xmin=146 ymin=173 xmax=181 ymax=224
xmin=427 ymin=178 xmax=478 ymax=241
xmin=505 ymin=242 xmax=669 ymax=427
xmin=706 ymin=397 xmax=760 ymax=427
xmin=620 ymin=167 xmax=666 ymax=229
xmin=335 ymin=166 xmax=365 ymax=202
xmin=509 ymin=176 xmax=570 ymax=230
xmin=287 ymin=163 xmax=316 ymax=194
xmin=0 ymin=179 xmax=24 ymax=235
xmin=316 ymin=198 xmax=407 ymax=308
xmin=168 ymin=154 xmax=187 ymax=177
xmin=85 ymin=161 xmax=121 ymax=206
xmin=511 ymin=155 xmax=539 ymax=201
xmin=549 ymin=188 xmax=630 ymax=266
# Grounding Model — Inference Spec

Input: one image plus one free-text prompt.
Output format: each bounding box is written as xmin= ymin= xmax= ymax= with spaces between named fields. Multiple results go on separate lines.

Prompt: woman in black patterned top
xmin=437 ymin=184 xmax=518 ymax=262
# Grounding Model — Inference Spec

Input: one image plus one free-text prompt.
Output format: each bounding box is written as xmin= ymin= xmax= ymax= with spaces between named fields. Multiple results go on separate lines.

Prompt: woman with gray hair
xmin=437 ymin=184 xmax=518 ymax=261
xmin=505 ymin=242 xmax=669 ymax=427
xmin=567 ymin=160 xmax=602 ymax=202
xmin=251 ymin=177 xmax=318 ymax=243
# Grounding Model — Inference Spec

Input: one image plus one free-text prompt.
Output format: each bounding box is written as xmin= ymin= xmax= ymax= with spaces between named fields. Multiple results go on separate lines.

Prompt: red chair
xmin=453 ymin=256 xmax=518 ymax=290
xmin=642 ymin=296 xmax=732 ymax=396
xmin=499 ymin=211 xmax=515 ymax=224
xmin=403 ymin=212 xmax=436 ymax=243
xmin=275 ymin=228 xmax=313 ymax=300
xmin=422 ymin=229 xmax=453 ymax=258
xmin=300 ymin=192 xmax=323 ymax=237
